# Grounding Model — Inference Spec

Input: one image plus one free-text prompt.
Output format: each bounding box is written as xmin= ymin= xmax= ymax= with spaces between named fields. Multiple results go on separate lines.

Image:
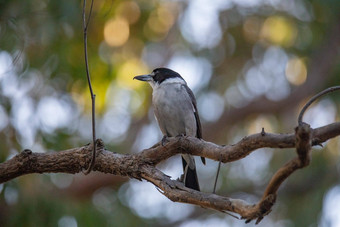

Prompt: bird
xmin=134 ymin=67 xmax=205 ymax=191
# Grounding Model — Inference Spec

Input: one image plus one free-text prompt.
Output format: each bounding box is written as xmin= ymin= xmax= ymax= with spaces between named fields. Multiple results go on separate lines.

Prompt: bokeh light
xmin=144 ymin=3 xmax=178 ymax=41
xmin=116 ymin=1 xmax=141 ymax=24
xmin=303 ymin=99 xmax=337 ymax=128
xmin=180 ymin=0 xmax=222 ymax=49
xmin=260 ymin=16 xmax=297 ymax=47
xmin=285 ymin=57 xmax=307 ymax=86
xmin=198 ymin=92 xmax=225 ymax=122
xmin=121 ymin=181 xmax=194 ymax=222
xmin=320 ymin=186 xmax=340 ymax=227
xmin=58 ymin=216 xmax=78 ymax=227
xmin=104 ymin=17 xmax=130 ymax=47
xmin=37 ymin=96 xmax=75 ymax=134
xmin=4 ymin=186 xmax=18 ymax=205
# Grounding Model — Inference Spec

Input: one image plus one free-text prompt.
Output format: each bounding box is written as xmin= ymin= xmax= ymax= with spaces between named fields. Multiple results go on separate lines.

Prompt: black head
xmin=133 ymin=68 xmax=184 ymax=85
xmin=151 ymin=68 xmax=184 ymax=84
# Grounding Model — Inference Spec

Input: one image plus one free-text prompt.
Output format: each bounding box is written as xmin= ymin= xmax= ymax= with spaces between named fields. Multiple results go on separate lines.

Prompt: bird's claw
xmin=176 ymin=133 xmax=186 ymax=139
xmin=161 ymin=136 xmax=169 ymax=146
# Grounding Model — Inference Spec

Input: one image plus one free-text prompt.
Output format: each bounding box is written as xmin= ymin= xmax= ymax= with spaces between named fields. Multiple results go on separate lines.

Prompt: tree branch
xmin=1 ymin=122 xmax=339 ymax=223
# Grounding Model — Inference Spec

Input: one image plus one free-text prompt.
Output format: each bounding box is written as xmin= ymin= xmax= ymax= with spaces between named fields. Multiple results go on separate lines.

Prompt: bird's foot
xmin=176 ymin=134 xmax=187 ymax=141
xmin=176 ymin=133 xmax=186 ymax=138
xmin=161 ymin=135 xmax=169 ymax=146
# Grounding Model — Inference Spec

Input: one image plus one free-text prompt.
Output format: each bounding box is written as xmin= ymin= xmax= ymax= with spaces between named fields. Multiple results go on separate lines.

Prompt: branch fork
xmin=1 ymin=121 xmax=339 ymax=223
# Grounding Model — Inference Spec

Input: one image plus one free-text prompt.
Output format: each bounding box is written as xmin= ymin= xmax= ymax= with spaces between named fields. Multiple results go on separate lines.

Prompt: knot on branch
xmin=295 ymin=123 xmax=312 ymax=167
xmin=17 ymin=149 xmax=34 ymax=163
xmin=96 ymin=139 xmax=104 ymax=149
xmin=243 ymin=194 xmax=276 ymax=224
xmin=259 ymin=193 xmax=276 ymax=212
xmin=22 ymin=149 xmax=32 ymax=155
xmin=13 ymin=149 xmax=39 ymax=173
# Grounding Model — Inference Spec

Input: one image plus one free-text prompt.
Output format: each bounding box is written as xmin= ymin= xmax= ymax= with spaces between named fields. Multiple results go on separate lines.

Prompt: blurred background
xmin=1 ymin=0 xmax=340 ymax=226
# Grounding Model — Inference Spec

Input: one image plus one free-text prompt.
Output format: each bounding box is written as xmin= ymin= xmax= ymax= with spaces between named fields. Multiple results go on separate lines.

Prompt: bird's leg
xmin=178 ymin=174 xmax=185 ymax=183
xmin=182 ymin=164 xmax=189 ymax=185
xmin=161 ymin=135 xmax=169 ymax=146
xmin=178 ymin=164 xmax=189 ymax=183
xmin=176 ymin=133 xmax=186 ymax=142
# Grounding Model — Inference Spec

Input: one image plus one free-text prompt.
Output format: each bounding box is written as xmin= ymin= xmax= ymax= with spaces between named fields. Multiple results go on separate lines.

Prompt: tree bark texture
xmin=1 ymin=122 xmax=339 ymax=223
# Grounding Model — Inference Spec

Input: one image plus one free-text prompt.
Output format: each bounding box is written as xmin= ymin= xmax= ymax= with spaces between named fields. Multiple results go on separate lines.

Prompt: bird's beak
xmin=133 ymin=74 xmax=153 ymax=82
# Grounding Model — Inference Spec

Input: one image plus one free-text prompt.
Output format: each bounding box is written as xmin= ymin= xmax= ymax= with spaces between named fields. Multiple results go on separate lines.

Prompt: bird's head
xmin=133 ymin=68 xmax=185 ymax=88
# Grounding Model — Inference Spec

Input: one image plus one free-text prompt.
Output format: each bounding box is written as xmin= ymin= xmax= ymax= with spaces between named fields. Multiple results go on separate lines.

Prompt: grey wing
xmin=182 ymin=85 xmax=206 ymax=165
xmin=182 ymin=85 xmax=202 ymax=139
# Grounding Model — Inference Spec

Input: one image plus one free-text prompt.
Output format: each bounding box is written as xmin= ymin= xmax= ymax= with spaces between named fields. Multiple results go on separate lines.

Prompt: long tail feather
xmin=182 ymin=156 xmax=200 ymax=191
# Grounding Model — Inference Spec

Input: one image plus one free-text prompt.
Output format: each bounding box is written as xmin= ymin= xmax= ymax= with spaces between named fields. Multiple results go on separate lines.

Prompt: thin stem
xmin=213 ymin=160 xmax=221 ymax=194
xmin=298 ymin=86 xmax=340 ymax=125
xmin=86 ymin=0 xmax=94 ymax=31
xmin=83 ymin=0 xmax=96 ymax=175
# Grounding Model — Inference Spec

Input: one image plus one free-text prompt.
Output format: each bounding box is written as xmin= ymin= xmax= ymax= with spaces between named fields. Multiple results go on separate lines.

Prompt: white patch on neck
xmin=161 ymin=77 xmax=186 ymax=85
xmin=148 ymin=77 xmax=186 ymax=89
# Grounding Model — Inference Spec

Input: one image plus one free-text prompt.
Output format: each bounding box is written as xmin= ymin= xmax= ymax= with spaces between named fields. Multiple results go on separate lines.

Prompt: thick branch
xmin=0 ymin=122 xmax=339 ymax=222
xmin=142 ymin=122 xmax=340 ymax=165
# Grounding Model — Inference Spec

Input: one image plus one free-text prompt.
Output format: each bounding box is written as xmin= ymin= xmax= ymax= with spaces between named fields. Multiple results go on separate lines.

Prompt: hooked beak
xmin=133 ymin=74 xmax=153 ymax=82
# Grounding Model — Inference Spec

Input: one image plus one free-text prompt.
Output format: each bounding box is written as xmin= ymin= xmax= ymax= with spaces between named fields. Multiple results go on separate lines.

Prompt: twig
xmin=212 ymin=159 xmax=240 ymax=220
xmin=82 ymin=0 xmax=96 ymax=175
xmin=213 ymin=160 xmax=221 ymax=194
xmin=103 ymin=0 xmax=114 ymax=18
xmin=298 ymin=86 xmax=340 ymax=125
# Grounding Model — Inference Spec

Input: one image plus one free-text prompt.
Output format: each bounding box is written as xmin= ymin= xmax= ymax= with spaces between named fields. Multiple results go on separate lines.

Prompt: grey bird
xmin=134 ymin=68 xmax=205 ymax=191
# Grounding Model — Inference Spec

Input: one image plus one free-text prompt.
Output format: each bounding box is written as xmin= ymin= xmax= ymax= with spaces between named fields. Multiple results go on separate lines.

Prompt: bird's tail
xmin=181 ymin=155 xmax=200 ymax=191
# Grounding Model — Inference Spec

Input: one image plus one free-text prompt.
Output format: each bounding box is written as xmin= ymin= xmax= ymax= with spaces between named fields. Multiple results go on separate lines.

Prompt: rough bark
xmin=1 ymin=122 xmax=339 ymax=223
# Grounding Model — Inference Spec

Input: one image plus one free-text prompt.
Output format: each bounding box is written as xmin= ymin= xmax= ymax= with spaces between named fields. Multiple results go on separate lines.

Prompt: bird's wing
xmin=182 ymin=85 xmax=202 ymax=139
xmin=182 ymin=85 xmax=206 ymax=165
